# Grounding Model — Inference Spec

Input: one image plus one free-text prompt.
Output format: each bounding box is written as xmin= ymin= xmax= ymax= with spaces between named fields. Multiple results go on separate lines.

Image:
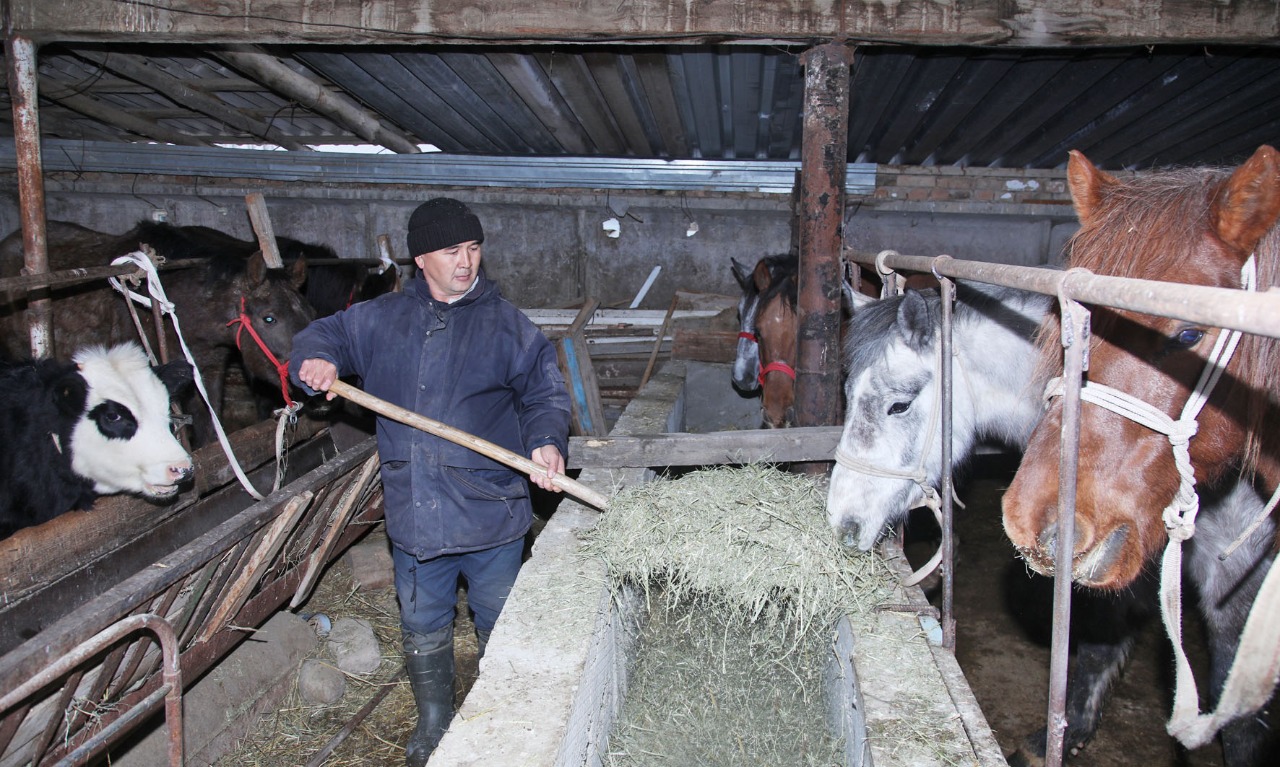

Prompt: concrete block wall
xmin=2 ymin=163 xmax=1085 ymax=310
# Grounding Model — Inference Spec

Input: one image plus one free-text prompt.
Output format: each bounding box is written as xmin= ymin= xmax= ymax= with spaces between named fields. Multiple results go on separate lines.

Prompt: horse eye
xmin=887 ymin=401 xmax=910 ymax=416
xmin=1171 ymin=327 xmax=1204 ymax=349
xmin=262 ymin=314 xmax=277 ymax=325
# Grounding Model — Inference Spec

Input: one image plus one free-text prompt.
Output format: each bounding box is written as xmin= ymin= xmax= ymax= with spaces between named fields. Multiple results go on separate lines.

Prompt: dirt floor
xmin=915 ymin=451 xmax=1279 ymax=767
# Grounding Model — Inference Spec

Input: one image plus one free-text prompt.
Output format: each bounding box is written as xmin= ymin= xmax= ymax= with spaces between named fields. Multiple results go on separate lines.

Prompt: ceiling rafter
xmin=71 ymin=49 xmax=309 ymax=150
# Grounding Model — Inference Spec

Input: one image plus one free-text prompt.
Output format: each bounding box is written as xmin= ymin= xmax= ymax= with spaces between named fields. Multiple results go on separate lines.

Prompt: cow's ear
xmin=52 ymin=370 xmax=89 ymax=420
xmin=153 ymin=359 xmax=195 ymax=397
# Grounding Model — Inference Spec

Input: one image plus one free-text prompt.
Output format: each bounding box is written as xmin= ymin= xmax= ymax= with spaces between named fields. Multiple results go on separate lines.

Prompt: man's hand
xmin=529 ymin=445 xmax=565 ymax=492
xmin=297 ymin=358 xmax=339 ymax=401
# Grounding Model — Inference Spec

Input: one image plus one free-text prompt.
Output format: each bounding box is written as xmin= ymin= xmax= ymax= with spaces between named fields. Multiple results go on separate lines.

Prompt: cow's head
xmin=69 ymin=343 xmax=195 ymax=498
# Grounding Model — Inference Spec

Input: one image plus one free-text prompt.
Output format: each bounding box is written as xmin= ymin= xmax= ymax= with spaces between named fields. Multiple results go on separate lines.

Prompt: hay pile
xmin=583 ymin=464 xmax=894 ymax=639
xmin=582 ymin=465 xmax=897 ymax=766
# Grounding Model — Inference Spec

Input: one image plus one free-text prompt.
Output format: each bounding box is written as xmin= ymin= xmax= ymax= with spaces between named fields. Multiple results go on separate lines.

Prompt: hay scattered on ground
xmin=213 ymin=552 xmax=481 ymax=767
xmin=583 ymin=465 xmax=898 ymax=767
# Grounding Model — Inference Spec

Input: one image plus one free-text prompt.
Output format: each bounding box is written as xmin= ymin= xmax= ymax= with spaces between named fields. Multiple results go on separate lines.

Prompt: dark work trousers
xmin=393 ymin=537 xmax=523 ymax=649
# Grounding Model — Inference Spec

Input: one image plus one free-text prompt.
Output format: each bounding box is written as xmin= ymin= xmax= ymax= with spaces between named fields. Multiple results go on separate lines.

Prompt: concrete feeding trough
xmin=430 ymin=360 xmax=1005 ymax=767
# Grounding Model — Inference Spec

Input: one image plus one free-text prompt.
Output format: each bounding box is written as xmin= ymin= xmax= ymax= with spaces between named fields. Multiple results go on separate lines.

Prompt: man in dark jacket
xmin=290 ymin=197 xmax=571 ymax=767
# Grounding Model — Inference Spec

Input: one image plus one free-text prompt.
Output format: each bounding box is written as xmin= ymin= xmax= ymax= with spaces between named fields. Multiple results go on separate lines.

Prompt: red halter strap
xmin=226 ymin=296 xmax=294 ymax=408
xmin=757 ymin=360 xmax=796 ymax=386
xmin=738 ymin=331 xmax=757 ymax=343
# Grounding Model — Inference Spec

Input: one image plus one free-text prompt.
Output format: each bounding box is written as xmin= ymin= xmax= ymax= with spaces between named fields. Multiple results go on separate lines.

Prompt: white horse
xmin=826 ymin=281 xmax=1050 ymax=551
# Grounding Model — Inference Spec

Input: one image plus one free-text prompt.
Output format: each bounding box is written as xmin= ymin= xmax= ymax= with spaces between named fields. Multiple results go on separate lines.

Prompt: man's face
xmin=415 ymin=240 xmax=482 ymax=302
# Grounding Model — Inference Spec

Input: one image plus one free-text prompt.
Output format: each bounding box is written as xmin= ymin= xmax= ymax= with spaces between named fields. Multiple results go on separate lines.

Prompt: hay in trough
xmin=583 ymin=464 xmax=895 ymax=640
xmin=583 ymin=465 xmax=898 ymax=767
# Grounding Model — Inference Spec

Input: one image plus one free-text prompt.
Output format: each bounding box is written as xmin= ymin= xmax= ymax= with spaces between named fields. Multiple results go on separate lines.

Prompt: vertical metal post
xmin=938 ymin=272 xmax=957 ymax=650
xmin=1045 ymin=296 xmax=1090 ymax=767
xmin=4 ymin=34 xmax=52 ymax=358
xmin=795 ymin=43 xmax=853 ymax=431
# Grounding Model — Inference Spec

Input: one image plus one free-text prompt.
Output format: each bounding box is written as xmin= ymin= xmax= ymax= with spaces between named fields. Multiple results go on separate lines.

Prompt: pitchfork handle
xmin=327 ymin=379 xmax=610 ymax=511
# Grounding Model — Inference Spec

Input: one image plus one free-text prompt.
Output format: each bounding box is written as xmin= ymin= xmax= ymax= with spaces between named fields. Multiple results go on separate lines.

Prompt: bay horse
xmin=730 ymin=254 xmax=797 ymax=427
xmin=1002 ymin=146 xmax=1280 ymax=765
xmin=826 ymin=281 xmax=1170 ymax=762
xmin=0 ymin=220 xmax=316 ymax=446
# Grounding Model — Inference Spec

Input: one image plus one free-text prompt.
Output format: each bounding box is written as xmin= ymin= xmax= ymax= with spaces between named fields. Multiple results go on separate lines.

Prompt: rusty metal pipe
xmin=847 ymin=250 xmax=1280 ymax=339
xmin=1043 ymin=299 xmax=1090 ymax=767
xmin=795 ymin=43 xmax=853 ymax=430
xmin=0 ymin=613 xmax=184 ymax=767
xmin=939 ymin=276 xmax=957 ymax=650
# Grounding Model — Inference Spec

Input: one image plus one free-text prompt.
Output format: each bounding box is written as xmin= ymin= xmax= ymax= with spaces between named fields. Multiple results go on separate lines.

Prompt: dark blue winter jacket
xmin=289 ymin=274 xmax=571 ymax=560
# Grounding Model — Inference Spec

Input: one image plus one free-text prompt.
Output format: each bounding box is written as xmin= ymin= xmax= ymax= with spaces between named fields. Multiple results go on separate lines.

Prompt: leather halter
xmin=226 ymin=296 xmax=294 ymax=408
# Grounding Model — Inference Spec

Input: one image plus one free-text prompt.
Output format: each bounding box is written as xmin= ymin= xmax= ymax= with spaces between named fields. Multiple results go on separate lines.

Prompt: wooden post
xmin=6 ymin=34 xmax=52 ymax=359
xmin=245 ymin=192 xmax=284 ymax=269
xmin=796 ymin=43 xmax=853 ymax=433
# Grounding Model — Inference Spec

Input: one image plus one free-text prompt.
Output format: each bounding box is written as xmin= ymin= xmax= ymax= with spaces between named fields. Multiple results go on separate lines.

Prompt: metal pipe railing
xmin=0 ymin=613 xmax=184 ymax=767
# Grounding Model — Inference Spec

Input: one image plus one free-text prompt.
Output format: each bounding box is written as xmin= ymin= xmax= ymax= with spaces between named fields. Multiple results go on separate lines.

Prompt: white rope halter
xmin=1046 ymin=256 xmax=1280 ymax=748
xmin=109 ymin=250 xmax=282 ymax=501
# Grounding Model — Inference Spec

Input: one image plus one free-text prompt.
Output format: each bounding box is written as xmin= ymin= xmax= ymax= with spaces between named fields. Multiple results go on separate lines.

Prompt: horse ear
xmin=843 ymin=281 xmax=876 ymax=314
xmin=246 ymin=251 xmax=267 ymax=286
xmin=896 ymin=289 xmax=935 ymax=350
xmin=289 ymin=255 xmax=308 ymax=290
xmin=731 ymin=258 xmax=753 ymax=289
xmin=751 ymin=259 xmax=774 ymax=292
xmin=1213 ymin=145 xmax=1280 ymax=256
xmin=1066 ymin=149 xmax=1119 ymax=228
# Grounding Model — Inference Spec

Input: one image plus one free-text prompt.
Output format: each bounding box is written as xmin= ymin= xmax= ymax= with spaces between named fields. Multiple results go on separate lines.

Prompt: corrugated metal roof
xmin=3 ymin=42 xmax=1278 ymax=172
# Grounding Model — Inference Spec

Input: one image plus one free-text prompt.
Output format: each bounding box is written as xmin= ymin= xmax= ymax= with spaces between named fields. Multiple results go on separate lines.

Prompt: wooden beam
xmin=10 ymin=2 xmax=1280 ymax=47
xmin=214 ymin=46 xmax=422 ymax=154
xmin=567 ymin=426 xmax=842 ymax=468
xmin=72 ymin=50 xmax=308 ymax=150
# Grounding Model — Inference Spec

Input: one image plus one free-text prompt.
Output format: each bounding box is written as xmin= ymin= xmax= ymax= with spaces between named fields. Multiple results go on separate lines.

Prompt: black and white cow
xmin=0 ymin=342 xmax=195 ymax=539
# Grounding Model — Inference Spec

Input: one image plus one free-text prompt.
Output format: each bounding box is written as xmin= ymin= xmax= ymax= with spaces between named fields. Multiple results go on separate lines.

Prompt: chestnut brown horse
xmin=731 ymin=254 xmax=799 ymax=428
xmin=731 ymin=254 xmax=923 ymax=429
xmin=1003 ymin=146 xmax=1280 ymax=765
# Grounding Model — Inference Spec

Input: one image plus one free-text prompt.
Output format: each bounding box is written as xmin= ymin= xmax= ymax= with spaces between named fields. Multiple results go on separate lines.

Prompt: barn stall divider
xmin=847 ymin=248 xmax=1280 ymax=767
xmin=0 ymin=419 xmax=384 ymax=766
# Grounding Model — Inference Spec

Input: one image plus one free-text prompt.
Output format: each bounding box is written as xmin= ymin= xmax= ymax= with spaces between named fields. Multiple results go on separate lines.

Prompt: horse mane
xmin=1032 ymin=164 xmax=1280 ymax=476
xmin=845 ymin=281 xmax=1043 ymax=382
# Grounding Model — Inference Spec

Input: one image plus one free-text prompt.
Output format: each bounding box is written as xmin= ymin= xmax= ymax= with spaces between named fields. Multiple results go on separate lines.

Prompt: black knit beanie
xmin=406 ymin=198 xmax=485 ymax=256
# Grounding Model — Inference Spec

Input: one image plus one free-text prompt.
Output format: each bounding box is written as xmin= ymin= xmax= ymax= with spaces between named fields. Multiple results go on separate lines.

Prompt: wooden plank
xmin=672 ymin=327 xmax=737 ymax=362
xmin=291 ymin=454 xmax=381 ymax=608
xmin=18 ymin=1 xmax=1280 ymax=47
xmin=567 ymin=425 xmax=842 ymax=468
xmin=557 ymin=300 xmax=608 ymax=437
xmin=197 ymin=491 xmax=314 ymax=642
xmin=245 ymin=192 xmax=284 ymax=268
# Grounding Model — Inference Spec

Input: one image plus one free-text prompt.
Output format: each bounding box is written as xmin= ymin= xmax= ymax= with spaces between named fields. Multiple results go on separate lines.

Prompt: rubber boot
xmin=475 ymin=628 xmax=491 ymax=661
xmin=404 ymin=625 xmax=455 ymax=767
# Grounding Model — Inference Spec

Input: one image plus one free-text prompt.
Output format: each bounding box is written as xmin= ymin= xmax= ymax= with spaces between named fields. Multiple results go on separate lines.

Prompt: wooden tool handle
xmin=327 ymin=379 xmax=610 ymax=510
